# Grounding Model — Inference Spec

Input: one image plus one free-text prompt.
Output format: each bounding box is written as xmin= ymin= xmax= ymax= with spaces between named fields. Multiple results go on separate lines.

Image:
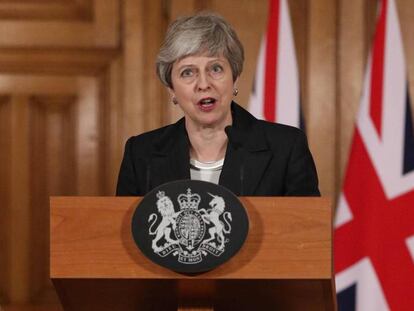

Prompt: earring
xmin=233 ymin=88 xmax=239 ymax=96
xmin=172 ymin=97 xmax=178 ymax=105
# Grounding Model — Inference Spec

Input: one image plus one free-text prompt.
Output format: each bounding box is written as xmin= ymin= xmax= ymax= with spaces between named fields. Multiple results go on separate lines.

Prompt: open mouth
xmin=197 ymin=97 xmax=217 ymax=111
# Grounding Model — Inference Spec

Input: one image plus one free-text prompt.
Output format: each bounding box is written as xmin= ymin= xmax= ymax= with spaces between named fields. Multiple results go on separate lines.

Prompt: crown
xmin=177 ymin=188 xmax=201 ymax=210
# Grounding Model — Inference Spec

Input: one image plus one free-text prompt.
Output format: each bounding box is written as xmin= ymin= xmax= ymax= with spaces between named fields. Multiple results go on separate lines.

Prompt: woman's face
xmin=169 ymin=54 xmax=237 ymax=129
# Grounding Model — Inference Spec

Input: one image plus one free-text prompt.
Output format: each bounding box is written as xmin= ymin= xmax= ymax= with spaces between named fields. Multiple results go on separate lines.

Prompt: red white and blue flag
xmin=334 ymin=0 xmax=414 ymax=310
xmin=248 ymin=0 xmax=302 ymax=128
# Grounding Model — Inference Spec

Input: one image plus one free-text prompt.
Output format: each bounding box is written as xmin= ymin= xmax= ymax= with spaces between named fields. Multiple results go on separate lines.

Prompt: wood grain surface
xmin=50 ymin=196 xmax=333 ymax=310
xmin=50 ymin=196 xmax=332 ymax=280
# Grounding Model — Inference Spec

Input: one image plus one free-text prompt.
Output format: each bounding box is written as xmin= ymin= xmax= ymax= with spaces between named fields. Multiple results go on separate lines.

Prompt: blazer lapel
xmin=241 ymin=149 xmax=272 ymax=195
xmin=169 ymin=132 xmax=191 ymax=180
xmin=219 ymin=140 xmax=272 ymax=196
xmin=219 ymin=103 xmax=272 ymax=195
xmin=150 ymin=118 xmax=190 ymax=188
xmin=219 ymin=145 xmax=244 ymax=194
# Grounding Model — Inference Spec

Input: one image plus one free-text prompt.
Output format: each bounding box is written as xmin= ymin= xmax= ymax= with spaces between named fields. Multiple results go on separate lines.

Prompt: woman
xmin=116 ymin=12 xmax=320 ymax=196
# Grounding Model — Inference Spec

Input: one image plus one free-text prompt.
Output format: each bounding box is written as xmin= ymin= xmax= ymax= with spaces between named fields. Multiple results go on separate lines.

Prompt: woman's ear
xmin=167 ymin=87 xmax=178 ymax=105
xmin=168 ymin=87 xmax=176 ymax=97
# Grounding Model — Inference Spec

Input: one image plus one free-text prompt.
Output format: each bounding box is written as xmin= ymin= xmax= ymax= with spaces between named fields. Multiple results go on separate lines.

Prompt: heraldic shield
xmin=131 ymin=180 xmax=249 ymax=273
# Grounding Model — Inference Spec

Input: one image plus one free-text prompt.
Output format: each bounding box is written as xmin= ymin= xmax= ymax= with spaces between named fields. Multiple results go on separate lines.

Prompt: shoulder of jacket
xmin=257 ymin=119 xmax=304 ymax=137
xmin=253 ymin=120 xmax=308 ymax=152
xmin=124 ymin=122 xmax=178 ymax=156
xmin=128 ymin=124 xmax=171 ymax=143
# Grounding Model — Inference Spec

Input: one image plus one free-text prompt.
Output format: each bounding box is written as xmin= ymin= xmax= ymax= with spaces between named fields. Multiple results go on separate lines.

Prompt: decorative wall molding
xmin=0 ymin=0 xmax=119 ymax=48
xmin=0 ymin=0 xmax=93 ymax=21
xmin=0 ymin=48 xmax=118 ymax=74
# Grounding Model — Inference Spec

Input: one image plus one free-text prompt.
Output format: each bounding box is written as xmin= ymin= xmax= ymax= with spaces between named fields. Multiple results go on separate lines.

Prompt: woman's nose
xmin=196 ymin=72 xmax=211 ymax=91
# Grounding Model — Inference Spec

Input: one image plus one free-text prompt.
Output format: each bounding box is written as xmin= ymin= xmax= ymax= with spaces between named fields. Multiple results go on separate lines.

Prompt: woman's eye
xmin=180 ymin=68 xmax=193 ymax=77
xmin=211 ymin=64 xmax=223 ymax=73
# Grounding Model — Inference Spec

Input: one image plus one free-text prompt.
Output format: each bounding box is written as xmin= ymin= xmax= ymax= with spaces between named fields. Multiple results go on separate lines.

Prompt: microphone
xmin=225 ymin=126 xmax=245 ymax=195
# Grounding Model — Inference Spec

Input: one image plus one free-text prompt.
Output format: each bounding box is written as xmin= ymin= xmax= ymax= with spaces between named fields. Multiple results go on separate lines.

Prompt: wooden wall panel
xmin=29 ymin=100 xmax=50 ymax=303
xmin=0 ymin=1 xmax=93 ymax=21
xmin=122 ymin=0 xmax=148 ymax=139
xmin=121 ymin=0 xmax=168 ymax=140
xmin=29 ymin=97 xmax=77 ymax=303
xmin=104 ymin=58 xmax=123 ymax=194
xmin=9 ymin=97 xmax=31 ymax=303
xmin=307 ymin=0 xmax=337 ymax=197
xmin=142 ymin=0 xmax=168 ymax=130
xmin=0 ymin=75 xmax=80 ymax=95
xmin=0 ymin=0 xmax=119 ymax=48
xmin=0 ymin=0 xmax=123 ymax=308
xmin=337 ymin=0 xmax=365 ymax=191
xmin=0 ymin=75 xmax=109 ymax=306
xmin=76 ymin=78 xmax=101 ymax=195
xmin=0 ymin=98 xmax=11 ymax=305
xmin=0 ymin=48 xmax=117 ymax=76
xmin=288 ymin=0 xmax=308 ymax=106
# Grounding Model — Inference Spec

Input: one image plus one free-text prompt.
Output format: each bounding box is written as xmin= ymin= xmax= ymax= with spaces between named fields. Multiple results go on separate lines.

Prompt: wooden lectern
xmin=50 ymin=197 xmax=335 ymax=310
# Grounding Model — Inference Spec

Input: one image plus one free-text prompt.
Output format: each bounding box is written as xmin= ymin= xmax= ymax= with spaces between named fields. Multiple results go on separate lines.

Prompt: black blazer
xmin=116 ymin=103 xmax=320 ymax=196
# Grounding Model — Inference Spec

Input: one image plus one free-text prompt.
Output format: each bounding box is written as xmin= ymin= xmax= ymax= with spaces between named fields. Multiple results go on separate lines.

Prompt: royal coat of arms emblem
xmin=148 ymin=189 xmax=233 ymax=264
xmin=132 ymin=180 xmax=249 ymax=273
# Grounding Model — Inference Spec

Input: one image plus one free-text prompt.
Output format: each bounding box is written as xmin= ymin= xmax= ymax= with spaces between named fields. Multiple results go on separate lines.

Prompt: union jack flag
xmin=334 ymin=0 xmax=414 ymax=310
xmin=249 ymin=0 xmax=303 ymax=129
